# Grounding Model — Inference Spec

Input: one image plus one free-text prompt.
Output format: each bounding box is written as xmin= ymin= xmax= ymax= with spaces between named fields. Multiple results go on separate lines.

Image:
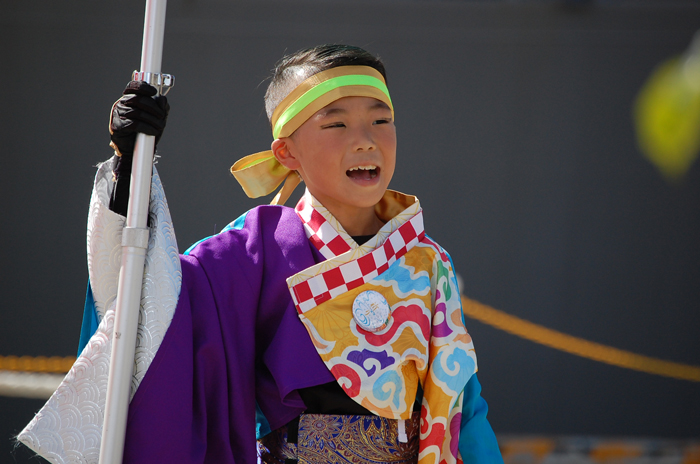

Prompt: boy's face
xmin=279 ymin=96 xmax=396 ymax=220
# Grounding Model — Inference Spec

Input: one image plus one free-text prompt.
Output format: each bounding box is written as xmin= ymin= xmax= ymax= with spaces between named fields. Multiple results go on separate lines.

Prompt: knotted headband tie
xmin=231 ymin=65 xmax=393 ymax=206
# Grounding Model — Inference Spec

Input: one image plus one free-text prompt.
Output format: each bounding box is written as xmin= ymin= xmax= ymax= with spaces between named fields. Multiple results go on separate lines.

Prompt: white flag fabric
xmin=18 ymin=160 xmax=182 ymax=463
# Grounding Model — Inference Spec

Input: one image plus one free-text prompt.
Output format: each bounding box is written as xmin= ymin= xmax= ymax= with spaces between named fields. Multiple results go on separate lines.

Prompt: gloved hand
xmin=108 ymin=81 xmax=169 ymax=217
xmin=109 ymin=80 xmax=170 ymax=159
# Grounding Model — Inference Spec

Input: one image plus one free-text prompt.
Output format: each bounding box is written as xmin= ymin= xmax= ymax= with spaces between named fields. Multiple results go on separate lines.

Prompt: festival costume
xmin=19 ymin=65 xmax=502 ymax=464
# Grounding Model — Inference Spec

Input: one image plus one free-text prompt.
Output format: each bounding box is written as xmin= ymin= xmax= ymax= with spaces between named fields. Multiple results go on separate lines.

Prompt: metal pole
xmin=99 ymin=1 xmax=168 ymax=462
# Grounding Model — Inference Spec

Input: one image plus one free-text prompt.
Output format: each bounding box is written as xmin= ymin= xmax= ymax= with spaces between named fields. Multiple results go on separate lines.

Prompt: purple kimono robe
xmin=122 ymin=205 xmax=332 ymax=462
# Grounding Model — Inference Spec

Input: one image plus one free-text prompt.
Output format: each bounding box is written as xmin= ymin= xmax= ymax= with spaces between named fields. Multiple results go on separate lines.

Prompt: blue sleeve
xmin=437 ymin=242 xmax=502 ymax=462
xmin=458 ymin=373 xmax=503 ymax=464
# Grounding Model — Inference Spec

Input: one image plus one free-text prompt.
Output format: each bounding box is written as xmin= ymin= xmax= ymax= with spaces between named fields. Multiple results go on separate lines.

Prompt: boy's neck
xmin=314 ymin=195 xmax=384 ymax=236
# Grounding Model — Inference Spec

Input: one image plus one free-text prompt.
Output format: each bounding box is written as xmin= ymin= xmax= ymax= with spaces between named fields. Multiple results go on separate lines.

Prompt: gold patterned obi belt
xmin=257 ymin=412 xmax=420 ymax=464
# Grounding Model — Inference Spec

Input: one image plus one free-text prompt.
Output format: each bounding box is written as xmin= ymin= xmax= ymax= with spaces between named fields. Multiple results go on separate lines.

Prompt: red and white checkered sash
xmin=291 ymin=190 xmax=425 ymax=314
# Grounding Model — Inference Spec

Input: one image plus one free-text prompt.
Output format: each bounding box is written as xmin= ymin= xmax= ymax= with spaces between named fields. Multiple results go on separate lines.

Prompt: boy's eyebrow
xmin=319 ymin=107 xmax=347 ymax=117
xmin=370 ymin=101 xmax=391 ymax=111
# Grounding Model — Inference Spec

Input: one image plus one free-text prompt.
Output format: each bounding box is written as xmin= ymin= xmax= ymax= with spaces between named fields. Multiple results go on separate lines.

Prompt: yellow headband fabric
xmin=231 ymin=65 xmax=393 ymax=206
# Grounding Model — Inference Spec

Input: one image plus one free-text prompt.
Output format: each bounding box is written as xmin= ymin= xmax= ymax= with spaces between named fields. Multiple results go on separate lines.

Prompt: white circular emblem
xmin=352 ymin=290 xmax=391 ymax=332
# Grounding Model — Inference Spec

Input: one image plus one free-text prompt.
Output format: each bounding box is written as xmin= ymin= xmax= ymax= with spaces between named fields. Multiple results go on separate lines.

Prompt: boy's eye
xmin=373 ymin=118 xmax=391 ymax=125
xmin=322 ymin=122 xmax=346 ymax=129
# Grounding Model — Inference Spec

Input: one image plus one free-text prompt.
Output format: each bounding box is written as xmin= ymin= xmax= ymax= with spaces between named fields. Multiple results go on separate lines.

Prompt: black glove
xmin=109 ymin=81 xmax=170 ymax=216
xmin=109 ymin=80 xmax=169 ymax=159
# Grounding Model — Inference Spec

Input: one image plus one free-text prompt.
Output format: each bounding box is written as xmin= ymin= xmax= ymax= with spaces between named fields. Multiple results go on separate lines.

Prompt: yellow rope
xmin=461 ymin=296 xmax=700 ymax=382
xmin=0 ymin=355 xmax=76 ymax=374
xmin=2 ymin=299 xmax=699 ymax=382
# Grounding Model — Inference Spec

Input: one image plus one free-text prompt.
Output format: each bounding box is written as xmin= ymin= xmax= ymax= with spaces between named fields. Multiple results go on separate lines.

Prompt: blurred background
xmin=2 ymin=0 xmax=699 ymax=462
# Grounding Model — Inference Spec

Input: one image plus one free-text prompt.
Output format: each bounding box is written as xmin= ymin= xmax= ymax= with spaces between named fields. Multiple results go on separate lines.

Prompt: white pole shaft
xmin=99 ymin=1 xmax=168 ymax=463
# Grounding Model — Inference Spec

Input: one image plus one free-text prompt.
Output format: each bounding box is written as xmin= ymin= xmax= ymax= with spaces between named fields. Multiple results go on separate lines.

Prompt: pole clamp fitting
xmin=132 ymin=71 xmax=175 ymax=96
xmin=121 ymin=227 xmax=150 ymax=249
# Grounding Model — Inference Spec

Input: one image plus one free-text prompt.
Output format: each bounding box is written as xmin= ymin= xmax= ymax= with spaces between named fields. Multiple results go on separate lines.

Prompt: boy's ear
xmin=271 ymin=139 xmax=301 ymax=171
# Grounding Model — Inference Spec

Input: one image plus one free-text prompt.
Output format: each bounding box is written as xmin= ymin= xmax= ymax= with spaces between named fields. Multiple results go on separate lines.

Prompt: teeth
xmin=348 ymin=165 xmax=377 ymax=171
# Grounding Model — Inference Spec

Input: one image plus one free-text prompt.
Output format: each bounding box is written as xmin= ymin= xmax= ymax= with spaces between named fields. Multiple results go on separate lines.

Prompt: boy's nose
xmin=353 ymin=128 xmax=375 ymax=151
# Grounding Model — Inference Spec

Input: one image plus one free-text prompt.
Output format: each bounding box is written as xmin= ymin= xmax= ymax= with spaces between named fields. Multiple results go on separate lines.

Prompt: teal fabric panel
xmin=255 ymin=402 xmax=272 ymax=439
xmin=77 ymin=280 xmax=99 ymax=356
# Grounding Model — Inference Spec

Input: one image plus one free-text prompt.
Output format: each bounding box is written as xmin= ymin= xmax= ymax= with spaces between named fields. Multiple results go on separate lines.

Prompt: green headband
xmin=270 ymin=65 xmax=394 ymax=139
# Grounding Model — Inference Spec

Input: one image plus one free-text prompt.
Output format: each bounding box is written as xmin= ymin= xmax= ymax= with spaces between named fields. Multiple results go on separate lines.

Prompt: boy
xmin=21 ymin=45 xmax=502 ymax=464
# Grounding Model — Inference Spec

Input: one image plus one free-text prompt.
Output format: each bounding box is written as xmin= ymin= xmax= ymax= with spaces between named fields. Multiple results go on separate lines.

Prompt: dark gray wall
xmin=2 ymin=1 xmax=699 ymax=461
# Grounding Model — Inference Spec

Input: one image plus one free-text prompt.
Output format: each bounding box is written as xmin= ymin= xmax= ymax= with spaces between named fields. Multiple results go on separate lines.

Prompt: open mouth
xmin=346 ymin=165 xmax=380 ymax=180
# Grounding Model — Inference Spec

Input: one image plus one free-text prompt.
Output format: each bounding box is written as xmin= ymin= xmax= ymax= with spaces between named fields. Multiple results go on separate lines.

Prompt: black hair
xmin=264 ymin=44 xmax=387 ymax=122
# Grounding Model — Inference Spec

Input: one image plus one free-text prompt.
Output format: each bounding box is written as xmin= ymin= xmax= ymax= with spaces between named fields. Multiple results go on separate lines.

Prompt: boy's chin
xmin=313 ymin=189 xmax=387 ymax=210
xmin=352 ymin=189 xmax=389 ymax=208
